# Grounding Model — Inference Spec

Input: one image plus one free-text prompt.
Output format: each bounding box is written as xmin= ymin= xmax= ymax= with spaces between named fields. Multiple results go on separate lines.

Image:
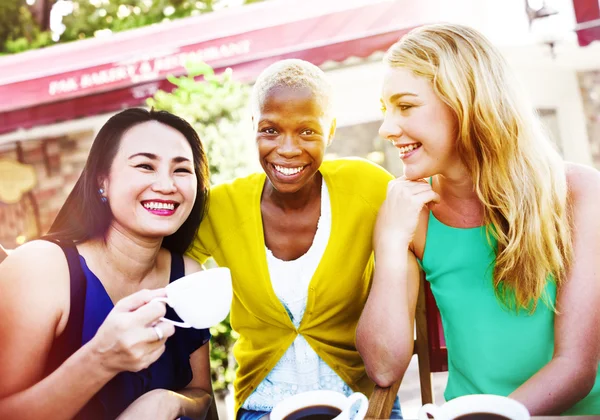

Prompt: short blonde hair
xmin=385 ymin=24 xmax=572 ymax=312
xmin=251 ymin=59 xmax=333 ymax=119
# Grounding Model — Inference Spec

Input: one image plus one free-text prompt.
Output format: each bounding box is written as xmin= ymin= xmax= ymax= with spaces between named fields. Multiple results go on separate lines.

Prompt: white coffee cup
xmin=418 ymin=394 xmax=530 ymax=420
xmin=153 ymin=267 xmax=232 ymax=329
xmin=270 ymin=390 xmax=369 ymax=420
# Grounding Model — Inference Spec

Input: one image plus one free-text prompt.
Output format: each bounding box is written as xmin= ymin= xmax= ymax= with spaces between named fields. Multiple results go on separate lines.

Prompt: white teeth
xmin=143 ymin=202 xmax=175 ymax=210
xmin=274 ymin=165 xmax=304 ymax=176
xmin=398 ymin=143 xmax=421 ymax=154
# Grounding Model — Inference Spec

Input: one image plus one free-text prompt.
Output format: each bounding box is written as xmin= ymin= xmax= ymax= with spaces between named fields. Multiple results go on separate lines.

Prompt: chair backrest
xmin=422 ymin=278 xmax=447 ymax=372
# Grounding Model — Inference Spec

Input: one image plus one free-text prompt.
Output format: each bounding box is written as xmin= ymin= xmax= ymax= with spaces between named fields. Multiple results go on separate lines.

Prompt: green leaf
xmin=185 ymin=60 xmax=215 ymax=78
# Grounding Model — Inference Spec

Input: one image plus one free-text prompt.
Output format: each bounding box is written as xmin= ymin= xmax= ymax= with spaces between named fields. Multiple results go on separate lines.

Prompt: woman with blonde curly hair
xmin=357 ymin=23 xmax=600 ymax=415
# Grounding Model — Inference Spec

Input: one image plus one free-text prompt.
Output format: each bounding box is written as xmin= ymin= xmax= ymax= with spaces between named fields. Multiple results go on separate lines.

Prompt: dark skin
xmin=261 ymin=178 xmax=322 ymax=261
xmin=255 ymin=85 xmax=335 ymax=261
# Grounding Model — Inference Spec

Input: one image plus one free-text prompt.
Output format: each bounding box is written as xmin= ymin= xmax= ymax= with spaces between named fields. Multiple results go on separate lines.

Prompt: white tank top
xmin=242 ymin=180 xmax=353 ymax=411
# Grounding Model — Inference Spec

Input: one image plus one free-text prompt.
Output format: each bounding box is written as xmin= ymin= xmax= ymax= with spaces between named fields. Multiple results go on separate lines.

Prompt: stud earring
xmin=98 ymin=188 xmax=107 ymax=203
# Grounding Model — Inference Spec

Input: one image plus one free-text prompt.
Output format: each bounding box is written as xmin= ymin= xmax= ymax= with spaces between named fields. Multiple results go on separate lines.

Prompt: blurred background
xmin=1 ymin=0 xmax=599 ymax=418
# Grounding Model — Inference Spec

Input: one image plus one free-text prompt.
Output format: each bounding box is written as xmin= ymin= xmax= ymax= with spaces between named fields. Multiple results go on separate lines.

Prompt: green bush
xmin=148 ymin=60 xmax=255 ymax=392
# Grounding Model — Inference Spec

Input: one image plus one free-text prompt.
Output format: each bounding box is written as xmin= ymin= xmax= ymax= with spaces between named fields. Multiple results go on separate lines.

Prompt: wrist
xmin=375 ymin=238 xmax=411 ymax=258
xmin=77 ymin=341 xmax=118 ymax=384
xmin=376 ymin=229 xmax=412 ymax=246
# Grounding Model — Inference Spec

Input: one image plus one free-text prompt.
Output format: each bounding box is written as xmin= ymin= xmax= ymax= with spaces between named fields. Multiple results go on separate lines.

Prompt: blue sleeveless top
xmin=74 ymin=250 xmax=210 ymax=419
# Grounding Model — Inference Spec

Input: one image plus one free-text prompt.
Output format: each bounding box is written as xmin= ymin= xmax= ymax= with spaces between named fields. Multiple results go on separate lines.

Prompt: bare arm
xmin=117 ymin=344 xmax=214 ymax=420
xmin=0 ymin=241 xmax=115 ymax=419
xmin=509 ymin=164 xmax=600 ymax=414
xmin=357 ymin=248 xmax=420 ymax=387
xmin=0 ymin=241 xmax=175 ymax=419
xmin=177 ymin=343 xmax=215 ymax=419
xmin=357 ymin=177 xmax=438 ymax=387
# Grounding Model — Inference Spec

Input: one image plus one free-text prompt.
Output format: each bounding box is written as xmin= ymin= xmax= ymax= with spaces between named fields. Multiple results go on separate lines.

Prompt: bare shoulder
xmin=0 ymin=239 xmax=70 ymax=329
xmin=565 ymin=162 xmax=600 ymax=199
xmin=0 ymin=239 xmax=69 ymax=282
xmin=183 ymin=254 xmax=204 ymax=275
xmin=564 ymin=163 xmax=600 ymax=242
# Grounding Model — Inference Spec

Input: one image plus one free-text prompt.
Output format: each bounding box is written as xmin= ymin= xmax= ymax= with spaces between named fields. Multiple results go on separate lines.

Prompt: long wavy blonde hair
xmin=385 ymin=23 xmax=573 ymax=312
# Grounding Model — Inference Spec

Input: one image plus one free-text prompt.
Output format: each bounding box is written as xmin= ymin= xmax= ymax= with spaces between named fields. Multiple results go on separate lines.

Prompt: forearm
xmin=172 ymin=388 xmax=213 ymax=420
xmin=0 ymin=342 xmax=115 ymax=419
xmin=509 ymin=356 xmax=597 ymax=415
xmin=357 ymin=244 xmax=415 ymax=387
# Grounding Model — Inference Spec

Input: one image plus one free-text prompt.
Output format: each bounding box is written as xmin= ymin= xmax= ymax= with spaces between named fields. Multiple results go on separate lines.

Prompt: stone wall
xmin=0 ymin=130 xmax=94 ymax=248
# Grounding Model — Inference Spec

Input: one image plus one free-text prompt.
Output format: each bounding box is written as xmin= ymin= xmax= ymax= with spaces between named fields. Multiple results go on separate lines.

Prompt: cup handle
xmin=150 ymin=297 xmax=192 ymax=328
xmin=343 ymin=392 xmax=369 ymax=420
xmin=418 ymin=403 xmax=447 ymax=420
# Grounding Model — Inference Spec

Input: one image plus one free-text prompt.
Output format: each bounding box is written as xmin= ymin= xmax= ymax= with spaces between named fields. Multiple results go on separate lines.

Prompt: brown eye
xmin=261 ymin=127 xmax=277 ymax=135
xmin=136 ymin=164 xmax=153 ymax=171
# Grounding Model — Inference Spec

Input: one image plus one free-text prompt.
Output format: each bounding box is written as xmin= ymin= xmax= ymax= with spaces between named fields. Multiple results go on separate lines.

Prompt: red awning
xmin=0 ymin=0 xmax=439 ymax=135
xmin=573 ymin=0 xmax=600 ymax=46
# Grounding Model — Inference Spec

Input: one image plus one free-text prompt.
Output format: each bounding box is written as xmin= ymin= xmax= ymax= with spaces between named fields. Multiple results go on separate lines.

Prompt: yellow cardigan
xmin=187 ymin=158 xmax=393 ymax=414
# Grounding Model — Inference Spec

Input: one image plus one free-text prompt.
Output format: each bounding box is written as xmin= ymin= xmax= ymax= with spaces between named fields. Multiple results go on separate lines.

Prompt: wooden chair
xmin=366 ymin=271 xmax=448 ymax=419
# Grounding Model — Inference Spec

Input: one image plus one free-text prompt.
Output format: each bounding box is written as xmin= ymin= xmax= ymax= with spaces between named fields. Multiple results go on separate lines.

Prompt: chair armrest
xmin=366 ymin=379 xmax=401 ymax=419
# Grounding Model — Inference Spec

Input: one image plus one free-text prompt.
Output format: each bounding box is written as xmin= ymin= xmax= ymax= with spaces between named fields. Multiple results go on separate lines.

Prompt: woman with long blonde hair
xmin=357 ymin=23 xmax=600 ymax=415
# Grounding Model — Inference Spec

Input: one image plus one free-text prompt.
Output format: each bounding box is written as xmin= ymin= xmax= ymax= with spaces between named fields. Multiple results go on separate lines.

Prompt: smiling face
xmin=255 ymin=85 xmax=335 ymax=195
xmin=102 ymin=121 xmax=197 ymax=239
xmin=379 ymin=66 xmax=462 ymax=181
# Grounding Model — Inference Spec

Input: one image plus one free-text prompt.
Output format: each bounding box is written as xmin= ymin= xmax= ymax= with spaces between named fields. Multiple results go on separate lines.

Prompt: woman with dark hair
xmin=0 ymin=108 xmax=215 ymax=419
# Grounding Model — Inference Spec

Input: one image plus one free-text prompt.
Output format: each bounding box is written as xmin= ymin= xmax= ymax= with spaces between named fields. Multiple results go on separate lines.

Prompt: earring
xmin=98 ymin=188 xmax=107 ymax=203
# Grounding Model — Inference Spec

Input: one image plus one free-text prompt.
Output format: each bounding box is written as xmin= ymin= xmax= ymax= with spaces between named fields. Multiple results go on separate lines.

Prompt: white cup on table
xmin=271 ymin=390 xmax=369 ymax=420
xmin=418 ymin=394 xmax=530 ymax=420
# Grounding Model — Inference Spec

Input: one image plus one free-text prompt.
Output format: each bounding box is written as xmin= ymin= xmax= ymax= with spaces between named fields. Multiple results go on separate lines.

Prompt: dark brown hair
xmin=45 ymin=108 xmax=209 ymax=254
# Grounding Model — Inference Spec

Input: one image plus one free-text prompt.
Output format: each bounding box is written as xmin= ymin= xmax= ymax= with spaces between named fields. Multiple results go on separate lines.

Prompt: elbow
xmin=364 ymin=346 xmax=411 ymax=388
xmin=357 ymin=332 xmax=411 ymax=388
xmin=554 ymin=355 xmax=598 ymax=405
xmin=576 ymin=364 xmax=598 ymax=400
xmin=368 ymin=367 xmax=404 ymax=388
xmin=569 ymin=354 xmax=598 ymax=400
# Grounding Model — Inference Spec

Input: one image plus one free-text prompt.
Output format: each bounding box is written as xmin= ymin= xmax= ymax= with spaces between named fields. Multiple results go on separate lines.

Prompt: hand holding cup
xmin=89 ymin=288 xmax=175 ymax=375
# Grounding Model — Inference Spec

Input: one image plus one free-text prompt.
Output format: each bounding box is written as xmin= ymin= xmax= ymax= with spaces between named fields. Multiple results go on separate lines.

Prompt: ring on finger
xmin=152 ymin=325 xmax=164 ymax=341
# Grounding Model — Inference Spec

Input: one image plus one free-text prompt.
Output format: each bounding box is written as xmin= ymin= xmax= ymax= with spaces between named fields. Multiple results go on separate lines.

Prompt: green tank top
xmin=419 ymin=211 xmax=600 ymax=415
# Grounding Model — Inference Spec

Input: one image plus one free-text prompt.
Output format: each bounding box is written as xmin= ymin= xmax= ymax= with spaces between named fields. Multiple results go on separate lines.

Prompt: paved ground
xmin=214 ymin=354 xmax=449 ymax=419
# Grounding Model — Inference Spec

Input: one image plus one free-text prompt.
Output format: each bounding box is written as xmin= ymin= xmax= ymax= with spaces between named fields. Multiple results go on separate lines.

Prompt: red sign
xmin=3 ymin=37 xmax=252 ymax=113
xmin=0 ymin=0 xmax=438 ymax=134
